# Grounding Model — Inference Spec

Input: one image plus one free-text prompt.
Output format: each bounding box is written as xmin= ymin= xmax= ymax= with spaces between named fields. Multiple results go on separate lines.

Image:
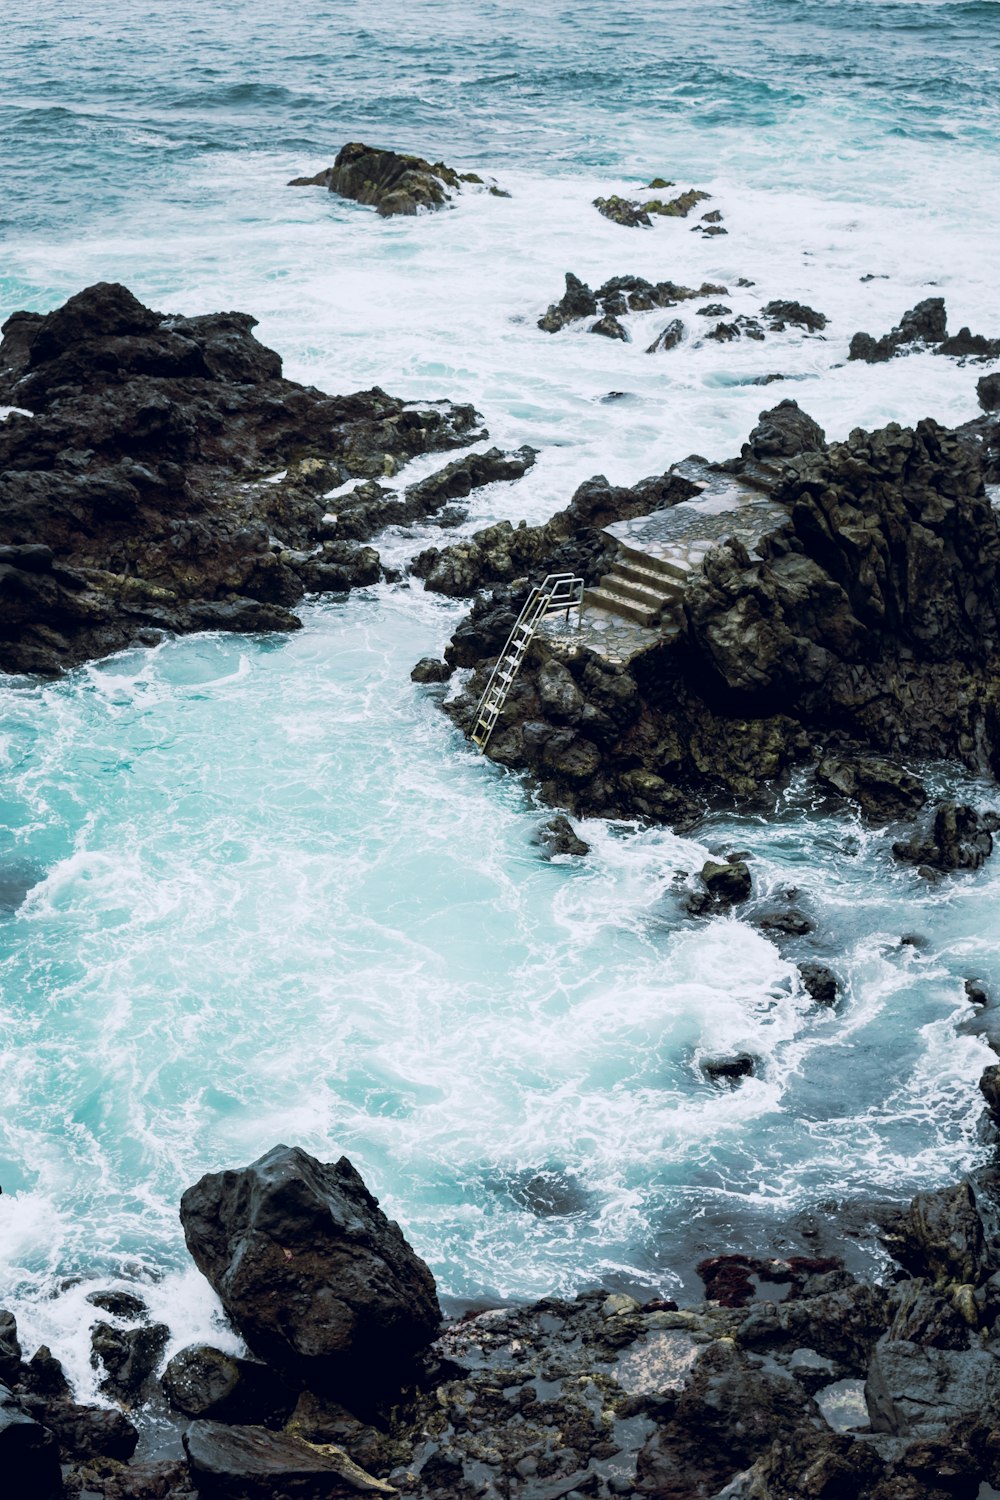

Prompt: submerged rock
xmin=288 ymin=141 xmax=500 ymax=215
xmin=799 ymin=961 xmax=840 ymax=1006
xmin=179 ymin=1144 xmax=441 ymax=1392
xmin=702 ymin=1052 xmax=756 ymax=1083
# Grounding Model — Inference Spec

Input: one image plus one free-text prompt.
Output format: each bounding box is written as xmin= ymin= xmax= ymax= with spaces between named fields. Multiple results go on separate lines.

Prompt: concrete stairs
xmin=582 ymin=544 xmax=690 ymax=627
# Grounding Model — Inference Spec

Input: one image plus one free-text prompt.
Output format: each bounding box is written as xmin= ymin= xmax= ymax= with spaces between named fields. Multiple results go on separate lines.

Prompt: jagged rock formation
xmin=441 ymin=406 xmax=1000 ymax=827
xmin=0 ymin=282 xmax=485 ymax=675
xmin=849 ymin=296 xmax=1000 ymax=363
xmin=288 ymin=141 xmax=505 ymax=215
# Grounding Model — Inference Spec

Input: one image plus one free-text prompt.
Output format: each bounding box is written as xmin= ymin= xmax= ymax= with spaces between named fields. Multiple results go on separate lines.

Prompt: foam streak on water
xmin=1 ymin=0 xmax=999 ymax=1396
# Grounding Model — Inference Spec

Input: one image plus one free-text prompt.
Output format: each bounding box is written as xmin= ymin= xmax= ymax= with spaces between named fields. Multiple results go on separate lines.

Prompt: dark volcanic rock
xmin=980 ymin=1065 xmax=1000 ymax=1124
xmin=182 ymin=1420 xmax=393 ymax=1498
xmin=91 ymin=1320 xmax=170 ymax=1403
xmin=162 ymin=1344 xmax=295 ymax=1425
xmin=329 ymin=444 xmax=534 ymax=542
xmin=799 ymin=961 xmax=840 ymax=1006
xmin=440 ymin=404 xmax=1000 ymax=833
xmin=417 ymin=466 xmax=699 ymax=598
xmin=979 ymin=371 xmax=1000 ymax=411
xmin=697 ymin=856 xmax=752 ymax=908
xmin=646 ymin=318 xmax=685 ymax=353
xmin=702 ymin=1052 xmax=756 ymax=1083
xmin=539 ymin=272 xmax=727 ymax=333
xmin=881 ymin=1176 xmax=1000 ymax=1285
xmin=538 ymin=272 xmax=599 ymax=333
xmin=179 ymin=1145 xmax=441 ymax=1391
xmin=593 ymin=194 xmax=651 ymax=228
xmin=762 ymin=299 xmax=828 ymax=332
xmin=0 ymin=1311 xmax=21 ymax=1385
xmin=742 ymin=397 xmax=826 ymax=459
xmin=892 ymin=801 xmax=996 ymax=872
xmin=410 ymin=657 xmax=452 ymax=684
xmin=535 ymin=813 xmax=590 ymax=857
xmin=865 ymin=1342 xmax=1000 ymax=1436
xmin=0 ymin=1383 xmax=61 ymax=1499
xmin=0 ymin=282 xmax=485 ymax=675
xmin=20 ymin=1345 xmax=70 ymax=1397
xmin=18 ymin=1393 xmax=139 ymax=1460
xmin=848 ymin=297 xmax=948 ymax=362
xmin=816 ymin=753 xmax=927 ymax=822
xmin=85 ymin=1289 xmax=148 ymax=1320
xmin=645 ymin=187 xmax=711 ymax=218
xmin=287 ymin=141 xmax=496 ymax=216
xmin=590 ymin=312 xmax=630 ymax=340
xmin=936 ymin=325 xmax=1000 ymax=359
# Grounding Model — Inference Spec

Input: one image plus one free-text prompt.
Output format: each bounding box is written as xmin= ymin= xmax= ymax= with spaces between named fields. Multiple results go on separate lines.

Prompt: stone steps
xmin=582 ymin=544 xmax=689 ymax=627
xmin=616 ymin=544 xmax=692 ymax=583
xmin=582 ymin=585 xmax=660 ymax=627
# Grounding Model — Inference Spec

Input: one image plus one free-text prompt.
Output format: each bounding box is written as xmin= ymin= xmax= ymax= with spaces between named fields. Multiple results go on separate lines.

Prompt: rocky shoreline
xmin=3 ymin=247 xmax=1000 ymax=1497
xmin=4 ymin=1134 xmax=1000 ymax=1499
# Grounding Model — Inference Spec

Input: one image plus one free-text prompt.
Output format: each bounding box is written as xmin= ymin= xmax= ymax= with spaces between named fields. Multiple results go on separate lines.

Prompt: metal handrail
xmin=470 ymin=573 xmax=583 ymax=752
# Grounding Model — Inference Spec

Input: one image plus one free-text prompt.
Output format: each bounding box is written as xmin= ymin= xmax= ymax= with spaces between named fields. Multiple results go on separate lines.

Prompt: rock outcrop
xmin=848 ymin=297 xmax=947 ymax=361
xmin=441 ymin=407 xmax=1000 ymax=827
xmin=288 ymin=141 xmax=504 ymax=215
xmin=179 ymin=1144 xmax=441 ymax=1393
xmin=0 ymin=282 xmax=484 ymax=675
xmin=538 ymin=271 xmax=727 ymax=334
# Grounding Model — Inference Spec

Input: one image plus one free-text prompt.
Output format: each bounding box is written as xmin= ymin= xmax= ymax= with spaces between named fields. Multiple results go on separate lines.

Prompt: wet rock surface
xmin=288 ymin=141 xmax=503 ymax=215
xmin=0 ymin=282 xmax=484 ymax=675
xmin=13 ymin=1151 xmax=1000 ymax=1499
xmin=179 ymin=1144 xmax=441 ymax=1393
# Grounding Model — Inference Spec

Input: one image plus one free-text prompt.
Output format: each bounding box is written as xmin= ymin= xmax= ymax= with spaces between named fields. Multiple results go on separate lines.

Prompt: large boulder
xmin=0 ymin=1384 xmax=61 ymax=1499
xmin=179 ymin=1146 xmax=441 ymax=1390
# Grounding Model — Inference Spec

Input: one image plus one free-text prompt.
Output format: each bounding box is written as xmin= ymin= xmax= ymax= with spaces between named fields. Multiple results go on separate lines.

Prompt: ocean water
xmin=2 ymin=0 xmax=1000 ymax=1402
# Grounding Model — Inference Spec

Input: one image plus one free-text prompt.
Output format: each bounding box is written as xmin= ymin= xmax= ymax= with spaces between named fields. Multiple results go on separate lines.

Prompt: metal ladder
xmin=471 ymin=573 xmax=584 ymax=751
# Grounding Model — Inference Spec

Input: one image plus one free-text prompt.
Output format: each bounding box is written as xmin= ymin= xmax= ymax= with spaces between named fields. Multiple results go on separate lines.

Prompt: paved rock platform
xmin=539 ymin=470 xmax=789 ymax=666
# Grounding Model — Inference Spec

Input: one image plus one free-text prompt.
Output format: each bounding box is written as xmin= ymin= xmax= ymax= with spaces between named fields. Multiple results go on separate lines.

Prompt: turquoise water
xmin=1 ymin=0 xmax=1000 ymax=1397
